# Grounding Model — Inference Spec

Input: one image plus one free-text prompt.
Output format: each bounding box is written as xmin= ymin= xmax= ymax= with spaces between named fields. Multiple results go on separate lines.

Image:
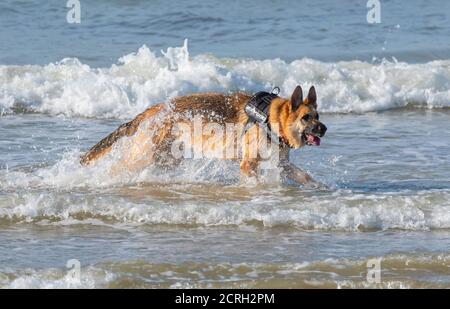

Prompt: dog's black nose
xmin=316 ymin=123 xmax=327 ymax=137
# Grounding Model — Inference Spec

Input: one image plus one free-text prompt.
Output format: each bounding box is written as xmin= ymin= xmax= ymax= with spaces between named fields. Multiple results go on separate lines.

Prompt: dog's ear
xmin=305 ymin=86 xmax=317 ymax=108
xmin=290 ymin=85 xmax=303 ymax=111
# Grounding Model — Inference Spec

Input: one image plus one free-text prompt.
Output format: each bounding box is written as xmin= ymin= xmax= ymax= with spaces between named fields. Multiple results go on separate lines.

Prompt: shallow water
xmin=1 ymin=0 xmax=450 ymax=288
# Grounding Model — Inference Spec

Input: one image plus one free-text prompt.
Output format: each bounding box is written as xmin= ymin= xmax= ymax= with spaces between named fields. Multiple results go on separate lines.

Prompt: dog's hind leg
xmin=80 ymin=103 xmax=166 ymax=166
xmin=109 ymin=118 xmax=174 ymax=175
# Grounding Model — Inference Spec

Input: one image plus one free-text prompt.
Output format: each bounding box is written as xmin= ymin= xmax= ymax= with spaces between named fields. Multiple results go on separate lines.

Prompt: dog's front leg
xmin=280 ymin=162 xmax=324 ymax=188
xmin=239 ymin=126 xmax=260 ymax=180
xmin=240 ymin=159 xmax=259 ymax=178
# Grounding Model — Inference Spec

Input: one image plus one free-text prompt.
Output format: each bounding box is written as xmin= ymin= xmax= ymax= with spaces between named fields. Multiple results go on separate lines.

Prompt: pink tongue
xmin=307 ymin=134 xmax=321 ymax=146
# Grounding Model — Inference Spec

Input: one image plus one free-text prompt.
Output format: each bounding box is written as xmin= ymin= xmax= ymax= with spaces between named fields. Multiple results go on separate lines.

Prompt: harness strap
xmin=243 ymin=87 xmax=290 ymax=148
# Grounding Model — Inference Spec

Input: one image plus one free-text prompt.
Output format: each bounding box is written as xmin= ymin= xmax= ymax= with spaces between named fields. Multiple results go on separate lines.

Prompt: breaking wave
xmin=1 ymin=40 xmax=450 ymax=118
xmin=0 ymin=145 xmax=449 ymax=232
xmin=3 ymin=162 xmax=448 ymax=232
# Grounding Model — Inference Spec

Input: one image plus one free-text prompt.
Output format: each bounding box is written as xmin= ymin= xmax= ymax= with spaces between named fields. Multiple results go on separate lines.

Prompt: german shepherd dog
xmin=80 ymin=85 xmax=327 ymax=186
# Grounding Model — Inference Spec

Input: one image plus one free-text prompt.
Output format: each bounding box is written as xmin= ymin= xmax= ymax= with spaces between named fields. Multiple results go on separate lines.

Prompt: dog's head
xmin=284 ymin=85 xmax=327 ymax=148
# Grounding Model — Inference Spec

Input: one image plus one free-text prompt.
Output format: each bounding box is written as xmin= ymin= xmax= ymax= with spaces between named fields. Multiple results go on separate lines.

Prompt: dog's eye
xmin=302 ymin=114 xmax=311 ymax=122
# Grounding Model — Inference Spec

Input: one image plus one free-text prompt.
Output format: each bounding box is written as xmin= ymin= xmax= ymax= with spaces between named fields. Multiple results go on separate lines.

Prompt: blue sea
xmin=0 ymin=0 xmax=449 ymax=288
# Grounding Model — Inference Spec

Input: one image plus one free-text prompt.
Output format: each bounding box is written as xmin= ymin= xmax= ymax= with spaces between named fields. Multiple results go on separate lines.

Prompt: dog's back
xmin=80 ymin=92 xmax=251 ymax=165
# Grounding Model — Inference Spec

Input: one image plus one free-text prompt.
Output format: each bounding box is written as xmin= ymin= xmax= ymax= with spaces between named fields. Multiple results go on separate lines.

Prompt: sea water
xmin=0 ymin=0 xmax=449 ymax=288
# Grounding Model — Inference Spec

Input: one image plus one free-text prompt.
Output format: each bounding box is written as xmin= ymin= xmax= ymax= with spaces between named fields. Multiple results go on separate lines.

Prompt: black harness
xmin=244 ymin=87 xmax=290 ymax=148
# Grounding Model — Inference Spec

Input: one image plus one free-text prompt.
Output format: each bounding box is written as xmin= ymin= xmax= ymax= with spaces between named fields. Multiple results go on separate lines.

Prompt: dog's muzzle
xmin=303 ymin=122 xmax=327 ymax=146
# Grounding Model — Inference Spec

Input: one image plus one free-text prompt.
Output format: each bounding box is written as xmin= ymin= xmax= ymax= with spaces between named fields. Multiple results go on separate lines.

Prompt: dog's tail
xmin=80 ymin=103 xmax=166 ymax=165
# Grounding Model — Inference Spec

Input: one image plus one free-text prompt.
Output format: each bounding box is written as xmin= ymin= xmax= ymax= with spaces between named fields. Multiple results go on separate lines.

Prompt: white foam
xmin=1 ymin=184 xmax=449 ymax=231
xmin=1 ymin=40 xmax=450 ymax=118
